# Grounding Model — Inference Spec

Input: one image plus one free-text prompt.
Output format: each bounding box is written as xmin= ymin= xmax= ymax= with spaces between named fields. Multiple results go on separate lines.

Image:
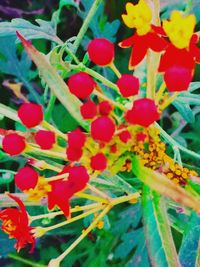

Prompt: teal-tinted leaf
xmin=113 ymin=204 xmax=150 ymax=266
xmin=0 ymin=36 xmax=35 ymax=81
xmin=59 ymin=0 xmax=79 ymax=9
xmin=79 ymin=0 xmax=120 ymax=42
xmin=179 ymin=212 xmax=200 ymax=267
xmin=0 ymin=36 xmax=40 ymax=103
xmin=188 ymin=82 xmax=200 ymax=92
xmin=142 ymin=186 xmax=180 ymax=267
xmin=125 ymin=229 xmax=150 ymax=267
xmin=112 ymin=204 xmax=141 ymax=235
xmin=0 ymin=231 xmax=15 ymax=257
xmin=173 ymin=101 xmax=195 ymax=123
xmin=0 ymin=18 xmax=61 ymax=44
xmin=176 ymin=94 xmax=200 ymax=106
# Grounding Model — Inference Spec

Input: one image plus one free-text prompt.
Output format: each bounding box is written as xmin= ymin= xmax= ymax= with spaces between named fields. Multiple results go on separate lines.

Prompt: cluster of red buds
xmin=0 ymin=0 xmax=200 ymax=265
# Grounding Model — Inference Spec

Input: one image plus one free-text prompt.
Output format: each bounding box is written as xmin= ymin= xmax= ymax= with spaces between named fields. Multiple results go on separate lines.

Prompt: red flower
xmin=91 ymin=116 xmax=116 ymax=143
xmin=90 ymin=153 xmax=107 ymax=171
xmin=2 ymin=133 xmax=26 ymax=156
xmin=48 ymin=180 xmax=72 ymax=218
xmin=117 ymin=74 xmax=139 ymax=97
xmin=119 ymin=31 xmax=167 ymax=69
xmin=80 ymin=99 xmax=97 ymax=119
xmin=15 ymin=166 xmax=39 ymax=191
xmin=0 ymin=193 xmax=35 ymax=252
xmin=125 ymin=98 xmax=160 ymax=127
xmin=18 ymin=103 xmax=43 ymax=128
xmin=88 ymin=38 xmax=115 ymax=66
xmin=158 ymin=41 xmax=200 ymax=92
xmin=35 ymin=130 xmax=56 ymax=150
xmin=48 ymin=166 xmax=89 ymax=218
xmin=67 ymin=72 xmax=96 ymax=99
xmin=98 ymin=101 xmax=113 ymax=116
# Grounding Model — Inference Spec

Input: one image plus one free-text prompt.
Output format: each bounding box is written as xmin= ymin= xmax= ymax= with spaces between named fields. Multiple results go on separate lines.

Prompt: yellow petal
xmin=122 ymin=14 xmax=135 ymax=28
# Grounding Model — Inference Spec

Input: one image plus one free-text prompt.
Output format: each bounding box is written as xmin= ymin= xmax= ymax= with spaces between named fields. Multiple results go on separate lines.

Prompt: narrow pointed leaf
xmin=179 ymin=212 xmax=200 ymax=267
xmin=16 ymin=32 xmax=88 ymax=130
xmin=142 ymin=186 xmax=180 ymax=267
xmin=132 ymin=157 xmax=200 ymax=213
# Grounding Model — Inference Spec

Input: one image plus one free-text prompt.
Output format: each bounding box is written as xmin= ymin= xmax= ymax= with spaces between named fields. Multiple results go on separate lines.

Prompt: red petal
xmin=158 ymin=45 xmax=195 ymax=72
xmin=147 ymin=32 xmax=168 ymax=52
xmin=119 ymin=34 xmax=137 ymax=48
xmin=164 ymin=65 xmax=193 ymax=92
xmin=190 ymin=34 xmax=200 ymax=63
xmin=129 ymin=44 xmax=147 ymax=68
xmin=151 ymin=24 xmax=166 ymax=36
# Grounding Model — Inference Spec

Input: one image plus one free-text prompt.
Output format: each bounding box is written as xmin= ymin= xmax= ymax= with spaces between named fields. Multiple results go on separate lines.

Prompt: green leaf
xmin=0 ymin=18 xmax=61 ymax=44
xmin=132 ymin=157 xmax=200 ymax=213
xmin=17 ymin=32 xmax=88 ymax=130
xmin=52 ymin=104 xmax=79 ymax=132
xmin=49 ymin=46 xmax=71 ymax=78
xmin=0 ymin=172 xmax=14 ymax=185
xmin=179 ymin=212 xmax=200 ymax=267
xmin=142 ymin=186 xmax=180 ymax=267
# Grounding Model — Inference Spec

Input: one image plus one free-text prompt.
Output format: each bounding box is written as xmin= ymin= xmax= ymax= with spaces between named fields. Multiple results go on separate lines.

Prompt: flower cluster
xmin=120 ymin=1 xmax=200 ymax=92
xmin=0 ymin=1 xmax=200 ymax=265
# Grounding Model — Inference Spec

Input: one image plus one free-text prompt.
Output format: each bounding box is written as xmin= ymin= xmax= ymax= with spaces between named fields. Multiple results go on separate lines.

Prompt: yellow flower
xmin=163 ymin=11 xmax=196 ymax=49
xmin=122 ymin=0 xmax=152 ymax=35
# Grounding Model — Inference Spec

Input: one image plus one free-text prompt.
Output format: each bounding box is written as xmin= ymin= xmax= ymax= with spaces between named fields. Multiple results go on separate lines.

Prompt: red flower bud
xmin=99 ymin=101 xmax=112 ymax=115
xmin=67 ymin=72 xmax=96 ymax=99
xmin=68 ymin=128 xmax=86 ymax=149
xmin=119 ymin=130 xmax=132 ymax=143
xmin=88 ymin=38 xmax=115 ymax=66
xmin=90 ymin=153 xmax=107 ymax=171
xmin=18 ymin=103 xmax=43 ymax=128
xmin=80 ymin=99 xmax=97 ymax=119
xmin=35 ymin=130 xmax=55 ymax=150
xmin=66 ymin=146 xmax=82 ymax=161
xmin=117 ymin=74 xmax=139 ymax=97
xmin=125 ymin=98 xmax=160 ymax=127
xmin=15 ymin=166 xmax=38 ymax=191
xmin=68 ymin=165 xmax=89 ymax=192
xmin=164 ymin=66 xmax=193 ymax=92
xmin=91 ymin=116 xmax=115 ymax=143
xmin=136 ymin=132 xmax=147 ymax=142
xmin=110 ymin=144 xmax=117 ymax=153
xmin=2 ymin=133 xmax=26 ymax=156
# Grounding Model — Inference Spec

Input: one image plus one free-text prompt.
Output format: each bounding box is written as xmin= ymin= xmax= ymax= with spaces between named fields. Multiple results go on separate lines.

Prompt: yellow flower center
xmin=122 ymin=0 xmax=152 ymax=36
xmin=24 ymin=176 xmax=52 ymax=201
xmin=163 ymin=11 xmax=196 ymax=49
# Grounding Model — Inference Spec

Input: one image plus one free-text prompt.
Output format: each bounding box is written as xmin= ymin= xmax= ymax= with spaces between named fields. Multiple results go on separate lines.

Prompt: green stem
xmin=71 ymin=63 xmax=119 ymax=92
xmin=44 ymin=94 xmax=56 ymax=121
xmin=73 ymin=0 xmax=103 ymax=53
xmin=146 ymin=0 xmax=161 ymax=99
xmin=8 ymin=253 xmax=45 ymax=267
xmin=156 ymin=123 xmax=200 ymax=160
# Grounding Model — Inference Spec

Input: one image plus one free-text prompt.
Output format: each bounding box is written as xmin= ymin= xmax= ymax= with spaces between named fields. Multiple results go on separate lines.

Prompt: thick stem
xmin=73 ymin=0 xmax=103 ymax=53
xmin=146 ymin=0 xmax=161 ymax=99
